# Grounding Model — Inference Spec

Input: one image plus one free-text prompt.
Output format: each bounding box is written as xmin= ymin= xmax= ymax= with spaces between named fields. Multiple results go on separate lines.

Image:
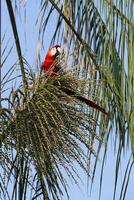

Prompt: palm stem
xmin=6 ymin=0 xmax=28 ymax=95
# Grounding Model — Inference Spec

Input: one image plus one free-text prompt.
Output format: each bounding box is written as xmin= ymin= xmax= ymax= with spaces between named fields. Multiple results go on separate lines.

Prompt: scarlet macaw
xmin=41 ymin=45 xmax=61 ymax=76
xmin=42 ymin=45 xmax=109 ymax=116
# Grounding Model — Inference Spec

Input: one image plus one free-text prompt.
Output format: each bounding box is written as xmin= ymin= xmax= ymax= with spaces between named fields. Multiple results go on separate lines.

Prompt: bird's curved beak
xmin=55 ymin=47 xmax=61 ymax=57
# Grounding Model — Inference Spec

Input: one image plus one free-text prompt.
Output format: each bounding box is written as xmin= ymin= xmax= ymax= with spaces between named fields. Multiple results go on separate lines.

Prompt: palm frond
xmin=1 ymin=71 xmax=108 ymax=199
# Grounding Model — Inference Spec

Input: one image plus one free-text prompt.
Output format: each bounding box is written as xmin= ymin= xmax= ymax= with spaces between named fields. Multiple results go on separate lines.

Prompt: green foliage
xmin=0 ymin=0 xmax=134 ymax=200
xmin=1 ymin=71 xmax=107 ymax=199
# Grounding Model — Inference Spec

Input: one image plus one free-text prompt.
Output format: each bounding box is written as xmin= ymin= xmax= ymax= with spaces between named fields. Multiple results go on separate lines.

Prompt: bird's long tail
xmin=61 ymin=87 xmax=109 ymax=116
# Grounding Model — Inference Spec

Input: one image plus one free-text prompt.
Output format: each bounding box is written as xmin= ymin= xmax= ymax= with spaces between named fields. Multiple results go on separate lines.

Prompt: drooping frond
xmin=1 ymin=71 xmax=107 ymax=199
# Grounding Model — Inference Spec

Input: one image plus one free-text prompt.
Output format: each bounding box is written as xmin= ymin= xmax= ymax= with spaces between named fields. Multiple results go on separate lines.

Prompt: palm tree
xmin=0 ymin=0 xmax=134 ymax=199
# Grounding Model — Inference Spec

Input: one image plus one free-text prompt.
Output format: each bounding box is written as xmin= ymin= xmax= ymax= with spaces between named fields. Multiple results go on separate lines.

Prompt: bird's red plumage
xmin=42 ymin=45 xmax=61 ymax=72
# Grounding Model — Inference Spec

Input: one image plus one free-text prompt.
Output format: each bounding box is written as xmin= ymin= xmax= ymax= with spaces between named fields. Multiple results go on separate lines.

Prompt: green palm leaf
xmin=1 ymin=0 xmax=134 ymax=199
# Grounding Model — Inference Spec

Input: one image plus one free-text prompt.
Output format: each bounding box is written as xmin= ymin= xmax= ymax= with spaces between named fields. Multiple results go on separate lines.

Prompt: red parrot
xmin=42 ymin=45 xmax=61 ymax=76
xmin=42 ymin=45 xmax=109 ymax=116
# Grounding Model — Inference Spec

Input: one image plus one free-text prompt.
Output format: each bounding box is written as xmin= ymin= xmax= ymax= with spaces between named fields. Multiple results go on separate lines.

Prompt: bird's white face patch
xmin=51 ymin=47 xmax=57 ymax=56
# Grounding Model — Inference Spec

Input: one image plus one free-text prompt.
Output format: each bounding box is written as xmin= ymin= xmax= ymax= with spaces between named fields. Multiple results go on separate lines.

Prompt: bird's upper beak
xmin=55 ymin=47 xmax=61 ymax=57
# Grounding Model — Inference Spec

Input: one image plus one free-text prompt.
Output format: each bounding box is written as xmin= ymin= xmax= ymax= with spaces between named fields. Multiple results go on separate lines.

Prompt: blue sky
xmin=1 ymin=1 xmax=134 ymax=200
